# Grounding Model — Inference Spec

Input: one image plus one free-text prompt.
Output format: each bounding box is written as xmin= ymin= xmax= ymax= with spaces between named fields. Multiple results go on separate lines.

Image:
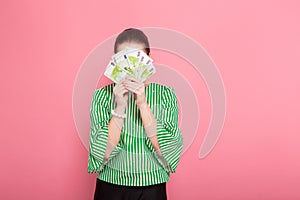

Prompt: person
xmin=88 ymin=28 xmax=184 ymax=200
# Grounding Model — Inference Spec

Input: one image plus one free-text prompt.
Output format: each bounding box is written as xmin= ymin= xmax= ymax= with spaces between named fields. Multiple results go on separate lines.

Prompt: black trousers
xmin=93 ymin=178 xmax=167 ymax=200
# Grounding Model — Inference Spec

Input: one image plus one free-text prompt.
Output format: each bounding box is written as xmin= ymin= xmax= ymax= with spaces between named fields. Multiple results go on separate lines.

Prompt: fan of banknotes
xmin=104 ymin=47 xmax=156 ymax=83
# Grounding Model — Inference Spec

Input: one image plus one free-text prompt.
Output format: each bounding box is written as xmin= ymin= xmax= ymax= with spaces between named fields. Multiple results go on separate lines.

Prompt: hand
xmin=113 ymin=79 xmax=129 ymax=108
xmin=123 ymin=76 xmax=146 ymax=106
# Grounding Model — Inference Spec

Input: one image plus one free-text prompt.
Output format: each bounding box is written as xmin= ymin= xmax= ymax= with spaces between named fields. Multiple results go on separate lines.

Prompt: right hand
xmin=113 ymin=79 xmax=129 ymax=108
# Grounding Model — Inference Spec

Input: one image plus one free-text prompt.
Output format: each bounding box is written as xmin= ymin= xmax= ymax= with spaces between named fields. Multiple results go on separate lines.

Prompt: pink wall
xmin=1 ymin=0 xmax=300 ymax=199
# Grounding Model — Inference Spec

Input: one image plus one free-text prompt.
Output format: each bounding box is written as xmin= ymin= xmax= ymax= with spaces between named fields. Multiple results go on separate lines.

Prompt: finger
xmin=123 ymin=81 xmax=141 ymax=89
xmin=115 ymin=83 xmax=128 ymax=91
xmin=123 ymin=82 xmax=138 ymax=90
xmin=124 ymin=82 xmax=144 ymax=91
xmin=123 ymin=86 xmax=135 ymax=93
xmin=124 ymin=84 xmax=142 ymax=95
xmin=114 ymin=86 xmax=128 ymax=96
xmin=119 ymin=87 xmax=129 ymax=95
xmin=125 ymin=76 xmax=139 ymax=83
xmin=124 ymin=86 xmax=140 ymax=95
xmin=120 ymin=78 xmax=128 ymax=83
xmin=116 ymin=79 xmax=126 ymax=86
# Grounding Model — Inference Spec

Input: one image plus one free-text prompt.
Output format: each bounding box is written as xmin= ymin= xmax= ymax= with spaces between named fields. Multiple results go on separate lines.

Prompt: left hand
xmin=122 ymin=76 xmax=146 ymax=106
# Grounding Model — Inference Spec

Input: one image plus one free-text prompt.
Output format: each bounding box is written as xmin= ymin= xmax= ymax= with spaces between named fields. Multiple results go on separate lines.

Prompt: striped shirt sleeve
xmin=87 ymin=87 xmax=123 ymax=173
xmin=155 ymin=86 xmax=183 ymax=173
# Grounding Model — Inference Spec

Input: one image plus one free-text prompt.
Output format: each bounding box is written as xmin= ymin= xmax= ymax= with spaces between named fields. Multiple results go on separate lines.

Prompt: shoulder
xmin=95 ymin=82 xmax=116 ymax=93
xmin=91 ymin=83 xmax=116 ymax=105
xmin=149 ymin=82 xmax=174 ymax=92
xmin=94 ymin=83 xmax=116 ymax=97
xmin=150 ymin=82 xmax=178 ymax=104
xmin=152 ymin=83 xmax=176 ymax=95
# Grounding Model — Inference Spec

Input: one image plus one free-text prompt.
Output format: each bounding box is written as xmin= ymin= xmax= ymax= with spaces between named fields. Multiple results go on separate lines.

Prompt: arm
xmin=139 ymin=86 xmax=183 ymax=173
xmin=87 ymin=87 xmax=124 ymax=173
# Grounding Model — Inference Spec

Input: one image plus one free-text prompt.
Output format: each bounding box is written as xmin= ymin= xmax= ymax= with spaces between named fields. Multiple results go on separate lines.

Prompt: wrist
xmin=115 ymin=105 xmax=126 ymax=114
xmin=137 ymin=101 xmax=148 ymax=110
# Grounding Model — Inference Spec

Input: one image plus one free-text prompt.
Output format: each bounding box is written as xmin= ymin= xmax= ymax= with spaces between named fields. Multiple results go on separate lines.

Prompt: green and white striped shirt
xmin=87 ymin=82 xmax=183 ymax=186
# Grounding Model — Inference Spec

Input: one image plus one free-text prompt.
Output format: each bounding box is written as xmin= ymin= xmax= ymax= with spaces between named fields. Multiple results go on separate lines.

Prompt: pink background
xmin=1 ymin=0 xmax=300 ymax=199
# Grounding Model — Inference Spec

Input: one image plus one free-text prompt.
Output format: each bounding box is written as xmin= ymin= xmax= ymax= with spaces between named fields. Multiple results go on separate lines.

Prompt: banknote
xmin=104 ymin=47 xmax=156 ymax=83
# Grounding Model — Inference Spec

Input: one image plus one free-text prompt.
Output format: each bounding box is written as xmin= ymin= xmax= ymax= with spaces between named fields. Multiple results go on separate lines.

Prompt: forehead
xmin=116 ymin=42 xmax=147 ymax=53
